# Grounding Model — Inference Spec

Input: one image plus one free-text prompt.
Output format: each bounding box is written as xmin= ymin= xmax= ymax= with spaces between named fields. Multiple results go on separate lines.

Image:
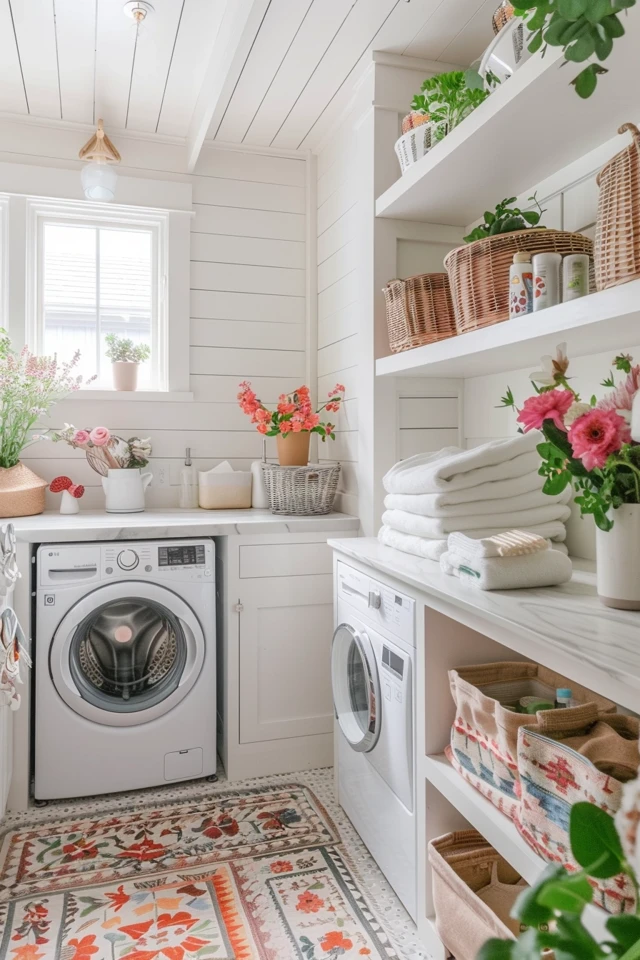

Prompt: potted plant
xmin=237 ymin=382 xmax=345 ymax=466
xmin=0 ymin=329 xmax=94 ymax=518
xmin=104 ymin=334 xmax=151 ymax=392
xmin=500 ymin=345 xmax=640 ymax=608
xmin=411 ymin=70 xmax=491 ymax=141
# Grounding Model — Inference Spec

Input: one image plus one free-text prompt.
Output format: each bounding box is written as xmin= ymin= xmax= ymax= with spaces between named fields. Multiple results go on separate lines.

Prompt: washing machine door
xmin=49 ymin=582 xmax=205 ymax=727
xmin=331 ymin=622 xmax=381 ymax=752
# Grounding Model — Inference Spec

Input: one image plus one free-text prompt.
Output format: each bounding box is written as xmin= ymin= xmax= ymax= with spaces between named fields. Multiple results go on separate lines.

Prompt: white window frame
xmin=0 ymin=194 xmax=8 ymax=332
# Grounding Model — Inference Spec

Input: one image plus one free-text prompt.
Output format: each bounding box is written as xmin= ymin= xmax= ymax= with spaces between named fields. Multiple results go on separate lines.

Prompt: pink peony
xmin=71 ymin=429 xmax=90 ymax=446
xmin=516 ymin=389 xmax=574 ymax=432
xmin=89 ymin=426 xmax=110 ymax=446
xmin=568 ymin=408 xmax=631 ymax=470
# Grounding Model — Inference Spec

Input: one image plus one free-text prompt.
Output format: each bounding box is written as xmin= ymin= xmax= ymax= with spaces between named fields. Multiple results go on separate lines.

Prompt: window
xmin=0 ymin=195 xmax=8 ymax=332
xmin=31 ymin=203 xmax=166 ymax=390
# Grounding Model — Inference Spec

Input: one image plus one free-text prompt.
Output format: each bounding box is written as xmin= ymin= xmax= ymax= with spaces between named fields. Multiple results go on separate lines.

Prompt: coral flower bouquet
xmin=500 ymin=344 xmax=640 ymax=532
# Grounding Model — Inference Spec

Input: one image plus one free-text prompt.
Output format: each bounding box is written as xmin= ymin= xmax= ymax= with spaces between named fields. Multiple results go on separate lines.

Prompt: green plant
xmin=463 ymin=193 xmax=546 ymax=243
xmin=104 ymin=334 xmax=151 ymax=364
xmin=514 ymin=0 xmax=636 ymax=98
xmin=411 ymin=71 xmax=490 ymax=141
xmin=479 ymin=801 xmax=640 ymax=959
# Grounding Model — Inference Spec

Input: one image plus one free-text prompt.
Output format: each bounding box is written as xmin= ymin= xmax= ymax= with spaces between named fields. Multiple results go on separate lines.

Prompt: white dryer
xmin=332 ymin=561 xmax=416 ymax=919
xmin=35 ymin=539 xmax=216 ymax=800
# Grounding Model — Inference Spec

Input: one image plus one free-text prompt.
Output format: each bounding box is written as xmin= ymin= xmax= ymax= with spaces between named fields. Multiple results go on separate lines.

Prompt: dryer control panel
xmin=337 ymin=561 xmax=414 ymax=646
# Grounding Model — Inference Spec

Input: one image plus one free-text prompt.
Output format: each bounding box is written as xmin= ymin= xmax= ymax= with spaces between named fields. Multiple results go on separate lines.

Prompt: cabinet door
xmin=239 ymin=574 xmax=334 ymax=744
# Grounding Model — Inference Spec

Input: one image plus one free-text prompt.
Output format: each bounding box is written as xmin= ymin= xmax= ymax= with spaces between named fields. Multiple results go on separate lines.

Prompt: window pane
xmin=43 ymin=223 xmax=97 ymax=381
xmin=99 ymin=228 xmax=152 ymax=388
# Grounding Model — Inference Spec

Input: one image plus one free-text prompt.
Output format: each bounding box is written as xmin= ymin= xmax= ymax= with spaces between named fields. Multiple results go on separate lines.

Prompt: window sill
xmin=71 ymin=390 xmax=194 ymax=402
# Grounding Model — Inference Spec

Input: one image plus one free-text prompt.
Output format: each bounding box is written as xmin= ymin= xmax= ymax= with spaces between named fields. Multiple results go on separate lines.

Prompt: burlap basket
xmin=446 ymin=661 xmax=615 ymax=819
xmin=383 ymin=273 xmax=456 ymax=353
xmin=595 ymin=122 xmax=640 ymax=291
xmin=444 ymin=229 xmax=593 ymax=333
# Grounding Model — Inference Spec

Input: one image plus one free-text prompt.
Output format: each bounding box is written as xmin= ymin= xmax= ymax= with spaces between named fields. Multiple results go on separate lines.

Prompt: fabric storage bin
xmin=446 ymin=662 xmax=615 ymax=820
xmin=198 ymin=470 xmax=252 ymax=509
xmin=383 ymin=274 xmax=456 ymax=353
xmin=429 ymin=830 xmax=528 ymax=959
xmin=516 ymin=704 xmax=640 ymax=914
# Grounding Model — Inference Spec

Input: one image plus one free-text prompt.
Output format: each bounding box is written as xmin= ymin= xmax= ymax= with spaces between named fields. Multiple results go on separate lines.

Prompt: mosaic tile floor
xmin=1 ymin=766 xmax=427 ymax=960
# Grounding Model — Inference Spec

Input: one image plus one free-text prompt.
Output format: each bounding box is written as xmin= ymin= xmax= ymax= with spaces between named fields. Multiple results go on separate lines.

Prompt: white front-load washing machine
xmin=332 ymin=561 xmax=416 ymax=919
xmin=35 ymin=539 xmax=216 ymax=800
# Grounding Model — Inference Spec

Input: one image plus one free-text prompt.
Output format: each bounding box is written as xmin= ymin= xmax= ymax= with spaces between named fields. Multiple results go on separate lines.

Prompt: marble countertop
xmin=329 ymin=537 xmax=640 ymax=712
xmin=9 ymin=509 xmax=359 ymax=543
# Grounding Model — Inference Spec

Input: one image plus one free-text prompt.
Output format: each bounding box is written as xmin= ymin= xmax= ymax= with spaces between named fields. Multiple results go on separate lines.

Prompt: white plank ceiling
xmin=0 ymin=0 xmax=493 ymax=149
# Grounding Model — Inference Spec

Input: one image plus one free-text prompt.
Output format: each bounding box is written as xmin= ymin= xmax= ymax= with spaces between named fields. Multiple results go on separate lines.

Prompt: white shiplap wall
xmin=8 ymin=139 xmax=308 ymax=508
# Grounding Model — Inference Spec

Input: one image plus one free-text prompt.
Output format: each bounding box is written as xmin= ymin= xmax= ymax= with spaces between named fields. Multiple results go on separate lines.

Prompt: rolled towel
xmin=448 ymin=529 xmax=550 ymax=559
xmin=384 ymin=484 xmax=571 ymax=518
xmin=440 ymin=548 xmax=573 ymax=590
xmin=382 ymin=503 xmax=572 ymax=539
xmin=383 ymin=433 xmax=541 ymax=495
xmin=378 ymin=526 xmax=448 ymax=561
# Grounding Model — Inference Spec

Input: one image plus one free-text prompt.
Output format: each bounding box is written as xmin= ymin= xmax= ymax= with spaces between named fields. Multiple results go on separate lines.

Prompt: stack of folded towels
xmin=379 ymin=432 xmax=572 ymax=562
xmin=440 ymin=529 xmax=573 ymax=590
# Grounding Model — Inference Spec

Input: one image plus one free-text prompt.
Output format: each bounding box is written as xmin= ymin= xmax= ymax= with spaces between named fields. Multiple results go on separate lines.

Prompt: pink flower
xmin=598 ymin=365 xmax=640 ymax=413
xmin=516 ymin=389 xmax=574 ymax=432
xmin=71 ymin=429 xmax=90 ymax=446
xmin=291 ymin=418 xmax=304 ymax=433
xmin=256 ymin=423 xmax=268 ymax=435
xmin=568 ymin=408 xmax=631 ymax=470
xmin=304 ymin=413 xmax=320 ymax=430
xmin=333 ymin=383 xmax=345 ymax=394
xmin=277 ymin=402 xmax=296 ymax=415
xmin=279 ymin=421 xmax=293 ymax=434
xmin=255 ymin=408 xmax=271 ymax=423
xmin=89 ymin=426 xmax=110 ymax=446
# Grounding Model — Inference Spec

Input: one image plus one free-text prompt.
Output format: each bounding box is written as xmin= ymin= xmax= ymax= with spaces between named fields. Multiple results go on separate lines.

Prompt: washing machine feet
xmin=206 ymin=774 xmax=219 ymax=783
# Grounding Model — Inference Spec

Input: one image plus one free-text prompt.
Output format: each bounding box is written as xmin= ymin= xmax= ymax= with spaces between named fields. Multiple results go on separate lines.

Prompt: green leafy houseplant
xmin=464 ymin=194 xmax=546 ymax=243
xmin=411 ymin=71 xmax=490 ymax=142
xmin=104 ymin=334 xmax=151 ymax=364
xmin=479 ymin=801 xmax=640 ymax=959
xmin=514 ymin=0 xmax=636 ymax=98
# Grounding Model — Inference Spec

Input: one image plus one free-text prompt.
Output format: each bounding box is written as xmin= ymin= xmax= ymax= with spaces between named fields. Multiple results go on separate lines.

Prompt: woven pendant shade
xmin=78 ymin=120 xmax=121 ymax=164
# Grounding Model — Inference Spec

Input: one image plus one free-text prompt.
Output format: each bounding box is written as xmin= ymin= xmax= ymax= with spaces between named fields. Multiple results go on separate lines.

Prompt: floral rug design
xmin=0 ymin=846 xmax=400 ymax=959
xmin=0 ymin=785 xmax=340 ymax=902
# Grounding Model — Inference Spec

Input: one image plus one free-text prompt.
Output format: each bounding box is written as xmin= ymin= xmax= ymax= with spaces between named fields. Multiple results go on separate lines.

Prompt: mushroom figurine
xmin=50 ymin=476 xmax=85 ymax=515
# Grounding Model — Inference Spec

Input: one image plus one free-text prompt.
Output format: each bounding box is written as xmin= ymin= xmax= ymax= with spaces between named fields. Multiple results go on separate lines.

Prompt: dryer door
xmin=49 ymin=582 xmax=205 ymax=727
xmin=331 ymin=622 xmax=381 ymax=753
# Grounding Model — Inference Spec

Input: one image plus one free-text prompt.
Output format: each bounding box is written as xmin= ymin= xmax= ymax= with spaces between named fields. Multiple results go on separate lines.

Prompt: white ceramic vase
xmin=59 ymin=490 xmax=79 ymax=515
xmin=102 ymin=468 xmax=152 ymax=514
xmin=595 ymin=503 xmax=640 ymax=609
xmin=112 ymin=361 xmax=139 ymax=391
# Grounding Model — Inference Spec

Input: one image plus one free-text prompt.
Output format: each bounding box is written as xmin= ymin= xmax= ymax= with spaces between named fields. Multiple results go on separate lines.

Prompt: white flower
xmin=564 ymin=401 xmax=591 ymax=427
xmin=529 ymin=342 xmax=569 ymax=386
xmin=130 ymin=437 xmax=152 ymax=460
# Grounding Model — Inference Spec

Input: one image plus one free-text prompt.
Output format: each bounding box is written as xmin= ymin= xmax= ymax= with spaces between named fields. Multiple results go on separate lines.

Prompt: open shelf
xmin=375 ymin=9 xmax=639 ymax=227
xmin=423 ymin=753 xmax=609 ymax=942
xmin=376 ymin=278 xmax=640 ymax=379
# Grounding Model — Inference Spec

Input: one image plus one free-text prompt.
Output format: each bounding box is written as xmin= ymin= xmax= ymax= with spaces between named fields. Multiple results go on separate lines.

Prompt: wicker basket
xmin=444 ymin=229 xmax=594 ymax=334
xmin=261 ymin=463 xmax=340 ymax=515
xmin=595 ymin=123 xmax=640 ymax=291
xmin=383 ymin=273 xmax=456 ymax=353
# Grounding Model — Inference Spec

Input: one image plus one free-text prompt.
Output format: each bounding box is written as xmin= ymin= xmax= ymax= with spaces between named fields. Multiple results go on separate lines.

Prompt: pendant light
xmin=78 ymin=120 xmax=121 ymax=202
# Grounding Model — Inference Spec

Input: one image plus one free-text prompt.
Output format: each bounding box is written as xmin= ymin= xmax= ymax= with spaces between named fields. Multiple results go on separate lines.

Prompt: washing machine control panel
xmin=117 ymin=548 xmax=139 ymax=570
xmin=337 ymin=562 xmax=414 ymax=645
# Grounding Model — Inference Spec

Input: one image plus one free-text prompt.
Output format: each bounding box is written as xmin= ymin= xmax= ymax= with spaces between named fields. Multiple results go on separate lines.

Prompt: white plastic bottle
xmin=509 ymin=252 xmax=533 ymax=319
xmin=562 ymin=254 xmax=590 ymax=302
xmin=250 ymin=438 xmax=270 ymax=509
xmin=179 ymin=447 xmax=198 ymax=509
xmin=533 ymin=252 xmax=562 ymax=311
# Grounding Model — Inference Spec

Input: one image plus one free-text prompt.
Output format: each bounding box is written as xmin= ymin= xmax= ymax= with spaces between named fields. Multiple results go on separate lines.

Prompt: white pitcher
xmin=102 ymin=468 xmax=152 ymax=514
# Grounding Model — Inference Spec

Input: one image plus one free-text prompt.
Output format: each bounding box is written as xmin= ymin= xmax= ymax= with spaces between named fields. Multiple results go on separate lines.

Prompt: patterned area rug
xmin=0 ymin=783 xmax=403 ymax=960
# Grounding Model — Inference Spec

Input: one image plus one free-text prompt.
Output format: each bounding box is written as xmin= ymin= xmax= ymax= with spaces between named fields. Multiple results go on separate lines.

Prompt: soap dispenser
xmin=179 ymin=447 xmax=197 ymax=509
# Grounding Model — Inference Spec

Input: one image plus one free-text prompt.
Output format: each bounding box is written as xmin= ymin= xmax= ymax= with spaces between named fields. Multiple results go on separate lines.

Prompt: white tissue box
xmin=198 ymin=470 xmax=252 ymax=509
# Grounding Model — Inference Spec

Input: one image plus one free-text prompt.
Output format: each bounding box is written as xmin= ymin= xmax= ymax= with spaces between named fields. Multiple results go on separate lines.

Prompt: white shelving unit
xmin=376 ymin=279 xmax=640 ymax=378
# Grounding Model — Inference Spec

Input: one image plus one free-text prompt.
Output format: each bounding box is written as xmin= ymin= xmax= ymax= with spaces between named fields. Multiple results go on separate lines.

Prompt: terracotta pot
xmin=277 ymin=432 xmax=310 ymax=466
xmin=596 ymin=503 xmax=640 ymax=609
xmin=0 ymin=462 xmax=47 ymax=518
xmin=112 ymin=361 xmax=139 ymax=391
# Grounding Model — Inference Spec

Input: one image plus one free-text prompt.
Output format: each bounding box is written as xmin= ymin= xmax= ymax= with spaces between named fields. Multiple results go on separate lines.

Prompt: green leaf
xmin=544 ymin=14 xmax=573 ymax=43
xmin=484 ymin=211 xmax=496 ymax=224
xmin=602 ymin=11 xmax=625 ymax=33
xmin=543 ymin=471 xmax=572 ymax=495
xmin=584 ymin=0 xmax=614 ymax=19
xmin=464 ymin=67 xmax=485 ymax=90
xmin=594 ymin=30 xmax=614 ymax=57
xmin=522 ymin=210 xmax=541 ymax=224
xmin=565 ymin=29 xmax=597 ymax=60
xmin=512 ymin=864 xmax=564 ymax=925
xmin=570 ymin=802 xmax=624 ymax=878
xmin=528 ymin=28 xmax=545 ymax=51
xmin=558 ymin=0 xmax=588 ymax=19
xmin=476 ymin=939 xmax=515 ymax=960
xmin=572 ymin=64 xmax=598 ymax=97
xmin=607 ymin=915 xmax=640 ymax=950
xmin=501 ymin=215 xmax=527 ymax=232
xmin=537 ymin=872 xmax=594 ymax=912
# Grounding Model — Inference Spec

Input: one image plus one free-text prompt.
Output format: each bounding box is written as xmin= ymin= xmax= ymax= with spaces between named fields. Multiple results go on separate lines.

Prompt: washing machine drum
xmin=70 ymin=598 xmax=186 ymax=712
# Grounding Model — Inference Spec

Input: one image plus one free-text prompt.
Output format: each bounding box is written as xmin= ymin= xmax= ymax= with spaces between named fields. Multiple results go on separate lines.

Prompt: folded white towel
xmin=440 ymin=548 xmax=573 ymax=590
xmin=384 ymin=484 xmax=571 ymax=518
xmin=378 ymin=526 xmax=449 ymax=560
xmin=448 ymin=529 xmax=550 ymax=560
xmin=397 ymin=470 xmax=545 ymax=507
xmin=383 ymin=433 xmax=542 ymax=495
xmin=382 ymin=503 xmax=572 ymax=539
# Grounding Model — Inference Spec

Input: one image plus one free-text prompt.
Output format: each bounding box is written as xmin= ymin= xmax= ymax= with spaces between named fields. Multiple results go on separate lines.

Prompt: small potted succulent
xmin=104 ymin=334 xmax=151 ymax=392
xmin=49 ymin=476 xmax=85 ymax=515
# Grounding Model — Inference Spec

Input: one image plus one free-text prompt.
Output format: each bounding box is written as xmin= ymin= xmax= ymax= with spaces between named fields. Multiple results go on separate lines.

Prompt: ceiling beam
xmin=185 ymin=0 xmax=270 ymax=173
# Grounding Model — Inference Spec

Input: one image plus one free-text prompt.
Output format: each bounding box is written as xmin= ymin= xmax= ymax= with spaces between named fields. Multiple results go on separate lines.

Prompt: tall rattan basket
xmin=444 ymin=229 xmax=594 ymax=333
xmin=595 ymin=123 xmax=640 ymax=292
xmin=261 ymin=463 xmax=340 ymax=515
xmin=383 ymin=273 xmax=456 ymax=353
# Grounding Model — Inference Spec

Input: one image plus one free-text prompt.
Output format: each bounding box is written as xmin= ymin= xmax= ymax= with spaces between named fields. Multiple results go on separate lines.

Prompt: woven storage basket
xmin=383 ymin=273 xmax=456 ymax=353
xmin=261 ymin=463 xmax=340 ymax=515
xmin=595 ymin=122 xmax=640 ymax=291
xmin=444 ymin=229 xmax=593 ymax=333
